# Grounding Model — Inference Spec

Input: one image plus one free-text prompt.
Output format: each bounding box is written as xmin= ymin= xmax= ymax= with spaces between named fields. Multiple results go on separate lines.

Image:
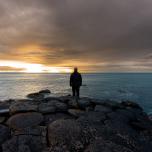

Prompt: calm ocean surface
xmin=0 ymin=73 xmax=152 ymax=113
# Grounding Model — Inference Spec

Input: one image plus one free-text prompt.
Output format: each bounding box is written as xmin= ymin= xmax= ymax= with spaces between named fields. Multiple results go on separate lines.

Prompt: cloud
xmin=0 ymin=66 xmax=24 ymax=72
xmin=0 ymin=0 xmax=152 ymax=72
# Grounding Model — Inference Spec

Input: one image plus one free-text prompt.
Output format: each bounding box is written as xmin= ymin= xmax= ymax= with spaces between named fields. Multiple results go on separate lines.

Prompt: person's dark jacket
xmin=70 ymin=72 xmax=82 ymax=87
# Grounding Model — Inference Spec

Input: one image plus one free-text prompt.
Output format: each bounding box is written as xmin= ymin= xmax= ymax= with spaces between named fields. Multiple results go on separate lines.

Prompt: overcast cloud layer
xmin=0 ymin=0 xmax=152 ymax=72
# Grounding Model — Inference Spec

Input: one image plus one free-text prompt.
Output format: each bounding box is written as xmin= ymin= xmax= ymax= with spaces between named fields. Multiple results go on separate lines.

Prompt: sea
xmin=0 ymin=73 xmax=152 ymax=114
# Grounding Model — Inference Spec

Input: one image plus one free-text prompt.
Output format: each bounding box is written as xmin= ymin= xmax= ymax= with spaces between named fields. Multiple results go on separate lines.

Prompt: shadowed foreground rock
xmin=0 ymin=90 xmax=152 ymax=152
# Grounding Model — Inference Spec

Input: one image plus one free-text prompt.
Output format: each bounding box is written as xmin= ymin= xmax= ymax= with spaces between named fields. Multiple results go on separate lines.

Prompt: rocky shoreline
xmin=0 ymin=89 xmax=152 ymax=152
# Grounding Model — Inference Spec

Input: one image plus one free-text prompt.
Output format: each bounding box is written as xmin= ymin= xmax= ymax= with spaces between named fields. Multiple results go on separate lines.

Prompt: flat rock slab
xmin=10 ymin=101 xmax=38 ymax=114
xmin=38 ymin=102 xmax=56 ymax=114
xmin=95 ymin=105 xmax=112 ymax=113
xmin=7 ymin=112 xmax=43 ymax=130
xmin=38 ymin=100 xmax=67 ymax=114
xmin=68 ymin=109 xmax=85 ymax=117
xmin=44 ymin=113 xmax=73 ymax=124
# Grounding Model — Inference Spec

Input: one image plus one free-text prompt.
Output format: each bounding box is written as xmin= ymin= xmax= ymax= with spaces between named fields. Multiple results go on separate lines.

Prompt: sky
xmin=0 ymin=0 xmax=152 ymax=73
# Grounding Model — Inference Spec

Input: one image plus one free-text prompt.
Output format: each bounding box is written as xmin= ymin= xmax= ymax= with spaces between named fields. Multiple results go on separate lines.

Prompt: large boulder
xmin=48 ymin=119 xmax=92 ymax=151
xmin=7 ymin=112 xmax=43 ymax=130
xmin=58 ymin=96 xmax=79 ymax=108
xmin=38 ymin=102 xmax=56 ymax=114
xmin=38 ymin=100 xmax=67 ymax=114
xmin=55 ymin=100 xmax=68 ymax=112
xmin=10 ymin=100 xmax=38 ymax=114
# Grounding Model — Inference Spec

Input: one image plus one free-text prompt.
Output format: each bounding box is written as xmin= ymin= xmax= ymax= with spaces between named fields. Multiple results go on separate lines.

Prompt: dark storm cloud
xmin=0 ymin=0 xmax=152 ymax=72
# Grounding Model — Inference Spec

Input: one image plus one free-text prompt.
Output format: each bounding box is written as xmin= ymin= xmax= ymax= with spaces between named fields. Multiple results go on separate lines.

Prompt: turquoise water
xmin=0 ymin=73 xmax=152 ymax=113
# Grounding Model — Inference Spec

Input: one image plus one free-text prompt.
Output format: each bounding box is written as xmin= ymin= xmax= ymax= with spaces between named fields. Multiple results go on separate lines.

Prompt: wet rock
xmin=44 ymin=96 xmax=62 ymax=102
xmin=2 ymin=136 xmax=18 ymax=152
xmin=78 ymin=111 xmax=106 ymax=125
xmin=13 ymin=126 xmax=47 ymax=147
xmin=13 ymin=126 xmax=46 ymax=136
xmin=43 ymin=113 xmax=74 ymax=124
xmin=39 ymin=89 xmax=51 ymax=94
xmin=78 ymin=97 xmax=93 ymax=109
xmin=68 ymin=98 xmax=79 ymax=108
xmin=7 ymin=112 xmax=43 ymax=130
xmin=103 ymin=112 xmax=141 ymax=151
xmin=0 ymin=101 xmax=12 ymax=109
xmin=38 ymin=100 xmax=67 ymax=113
xmin=58 ymin=95 xmax=79 ymax=108
xmin=2 ymin=135 xmax=44 ymax=152
xmin=105 ymin=111 xmax=137 ymax=134
xmin=55 ymin=100 xmax=68 ymax=112
xmin=84 ymin=138 xmax=133 ymax=152
xmin=1 ymin=90 xmax=152 ymax=152
xmin=68 ymin=109 xmax=85 ymax=118
xmin=95 ymin=105 xmax=112 ymax=113
xmin=121 ymin=101 xmax=143 ymax=110
xmin=148 ymin=113 xmax=152 ymax=121
xmin=48 ymin=119 xmax=91 ymax=151
xmin=27 ymin=92 xmax=44 ymax=100
xmin=85 ymin=106 xmax=95 ymax=112
xmin=131 ymin=119 xmax=152 ymax=130
xmin=38 ymin=102 xmax=56 ymax=114
xmin=0 ymin=116 xmax=5 ymax=123
xmin=10 ymin=101 xmax=38 ymax=114
xmin=77 ymin=111 xmax=107 ymax=138
xmin=103 ymin=100 xmax=124 ymax=109
xmin=0 ymin=124 xmax=10 ymax=145
xmin=0 ymin=108 xmax=9 ymax=114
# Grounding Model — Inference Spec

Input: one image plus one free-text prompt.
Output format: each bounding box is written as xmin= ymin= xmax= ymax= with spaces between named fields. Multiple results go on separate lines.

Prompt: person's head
xmin=74 ymin=67 xmax=78 ymax=73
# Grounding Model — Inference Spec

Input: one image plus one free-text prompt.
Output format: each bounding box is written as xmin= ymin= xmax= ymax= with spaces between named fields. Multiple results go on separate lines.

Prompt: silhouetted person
xmin=70 ymin=67 xmax=82 ymax=98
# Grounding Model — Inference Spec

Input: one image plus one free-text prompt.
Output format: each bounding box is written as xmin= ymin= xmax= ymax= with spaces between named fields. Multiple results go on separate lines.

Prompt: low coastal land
xmin=0 ymin=90 xmax=152 ymax=152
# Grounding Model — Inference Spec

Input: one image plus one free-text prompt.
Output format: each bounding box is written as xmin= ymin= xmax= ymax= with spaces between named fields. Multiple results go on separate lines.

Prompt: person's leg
xmin=76 ymin=86 xmax=80 ymax=98
xmin=72 ymin=86 xmax=75 ymax=96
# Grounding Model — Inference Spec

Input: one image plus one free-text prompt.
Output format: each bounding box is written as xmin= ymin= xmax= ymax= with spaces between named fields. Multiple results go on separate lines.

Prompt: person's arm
xmin=80 ymin=74 xmax=82 ymax=86
xmin=70 ymin=74 xmax=72 ymax=86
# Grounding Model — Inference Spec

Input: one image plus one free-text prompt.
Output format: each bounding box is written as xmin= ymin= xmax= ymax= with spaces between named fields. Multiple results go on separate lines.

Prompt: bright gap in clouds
xmin=0 ymin=60 xmax=72 ymax=73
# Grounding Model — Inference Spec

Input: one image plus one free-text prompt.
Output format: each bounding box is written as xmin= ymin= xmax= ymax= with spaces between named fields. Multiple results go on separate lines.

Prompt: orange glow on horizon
xmin=0 ymin=60 xmax=72 ymax=73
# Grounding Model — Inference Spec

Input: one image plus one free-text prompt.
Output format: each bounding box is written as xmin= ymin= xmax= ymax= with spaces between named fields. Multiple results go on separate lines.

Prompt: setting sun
xmin=0 ymin=60 xmax=72 ymax=73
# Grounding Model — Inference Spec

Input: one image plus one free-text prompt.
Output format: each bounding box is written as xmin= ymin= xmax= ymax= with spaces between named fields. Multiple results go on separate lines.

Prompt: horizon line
xmin=0 ymin=71 xmax=152 ymax=74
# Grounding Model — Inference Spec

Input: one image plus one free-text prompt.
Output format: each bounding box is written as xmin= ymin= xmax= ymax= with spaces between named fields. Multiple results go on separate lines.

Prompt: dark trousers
xmin=72 ymin=86 xmax=80 ymax=97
